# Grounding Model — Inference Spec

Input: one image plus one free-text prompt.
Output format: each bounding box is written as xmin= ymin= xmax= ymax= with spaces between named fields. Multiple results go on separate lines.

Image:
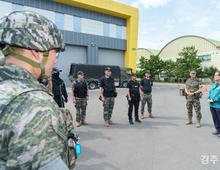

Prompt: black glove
xmin=65 ymin=98 xmax=68 ymax=103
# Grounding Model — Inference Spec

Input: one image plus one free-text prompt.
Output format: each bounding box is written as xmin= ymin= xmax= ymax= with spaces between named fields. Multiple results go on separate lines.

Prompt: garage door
xmin=55 ymin=45 xmax=87 ymax=87
xmin=98 ymin=48 xmax=124 ymax=67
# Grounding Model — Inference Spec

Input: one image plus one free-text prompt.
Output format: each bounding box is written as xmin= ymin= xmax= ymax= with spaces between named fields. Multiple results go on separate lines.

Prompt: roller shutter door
xmin=98 ymin=48 xmax=124 ymax=67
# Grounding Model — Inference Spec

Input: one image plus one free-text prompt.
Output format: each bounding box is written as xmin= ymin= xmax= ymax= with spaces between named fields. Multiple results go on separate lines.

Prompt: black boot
xmin=135 ymin=119 xmax=141 ymax=123
xmin=129 ymin=120 xmax=133 ymax=125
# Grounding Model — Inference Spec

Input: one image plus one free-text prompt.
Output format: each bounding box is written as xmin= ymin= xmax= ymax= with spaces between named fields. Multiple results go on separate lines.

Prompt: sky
xmin=113 ymin=0 xmax=220 ymax=50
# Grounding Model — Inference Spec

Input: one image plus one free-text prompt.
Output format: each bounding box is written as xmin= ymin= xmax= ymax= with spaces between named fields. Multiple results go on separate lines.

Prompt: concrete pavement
xmin=65 ymin=83 xmax=218 ymax=170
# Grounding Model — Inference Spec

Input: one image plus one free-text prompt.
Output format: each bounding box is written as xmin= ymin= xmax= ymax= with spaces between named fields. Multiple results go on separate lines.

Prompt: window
xmin=116 ymin=25 xmax=122 ymax=38
xmin=198 ymin=55 xmax=211 ymax=62
xmin=55 ymin=13 xmax=64 ymax=30
xmin=13 ymin=4 xmax=23 ymax=11
xmin=160 ymin=73 xmax=167 ymax=78
xmin=103 ymin=23 xmax=109 ymax=37
xmin=74 ymin=16 xmax=81 ymax=32
xmin=136 ymin=63 xmax=141 ymax=68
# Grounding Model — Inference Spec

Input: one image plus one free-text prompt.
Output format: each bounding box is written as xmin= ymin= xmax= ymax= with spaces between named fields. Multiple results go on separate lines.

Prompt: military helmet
xmin=0 ymin=10 xmax=65 ymax=52
xmin=0 ymin=11 xmax=66 ymax=79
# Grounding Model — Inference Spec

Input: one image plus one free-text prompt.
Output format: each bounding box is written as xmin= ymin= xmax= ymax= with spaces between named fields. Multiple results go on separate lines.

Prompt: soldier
xmin=100 ymin=67 xmax=117 ymax=127
xmin=126 ymin=73 xmax=141 ymax=124
xmin=140 ymin=70 xmax=154 ymax=118
xmin=185 ymin=69 xmax=202 ymax=128
xmin=71 ymin=71 xmax=89 ymax=127
xmin=52 ymin=67 xmax=68 ymax=108
xmin=0 ymin=11 xmax=76 ymax=169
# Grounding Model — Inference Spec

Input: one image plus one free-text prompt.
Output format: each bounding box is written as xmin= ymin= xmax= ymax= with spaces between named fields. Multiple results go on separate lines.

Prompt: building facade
xmin=0 ymin=0 xmax=139 ymax=86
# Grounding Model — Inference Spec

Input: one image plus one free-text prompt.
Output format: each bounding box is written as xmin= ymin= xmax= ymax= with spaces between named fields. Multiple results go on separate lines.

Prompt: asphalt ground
xmin=65 ymin=83 xmax=219 ymax=170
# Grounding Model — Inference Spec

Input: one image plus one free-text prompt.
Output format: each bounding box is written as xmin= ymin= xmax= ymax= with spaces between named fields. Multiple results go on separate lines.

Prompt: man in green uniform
xmin=140 ymin=70 xmax=154 ymax=118
xmin=0 ymin=11 xmax=76 ymax=169
xmin=71 ymin=71 xmax=89 ymax=127
xmin=185 ymin=69 xmax=202 ymax=128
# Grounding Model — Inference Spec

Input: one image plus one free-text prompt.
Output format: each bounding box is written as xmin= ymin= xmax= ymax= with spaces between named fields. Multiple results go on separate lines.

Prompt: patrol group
xmin=51 ymin=66 xmax=220 ymax=134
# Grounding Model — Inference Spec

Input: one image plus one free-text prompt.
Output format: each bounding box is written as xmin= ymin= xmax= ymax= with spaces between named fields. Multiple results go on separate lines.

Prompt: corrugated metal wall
xmin=159 ymin=36 xmax=216 ymax=58
xmin=0 ymin=0 xmax=126 ymax=26
xmin=137 ymin=49 xmax=152 ymax=63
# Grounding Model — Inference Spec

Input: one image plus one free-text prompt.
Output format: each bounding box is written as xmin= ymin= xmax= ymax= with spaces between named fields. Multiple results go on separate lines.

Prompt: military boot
xmin=196 ymin=120 xmax=201 ymax=128
xmin=185 ymin=118 xmax=193 ymax=125
xmin=149 ymin=112 xmax=154 ymax=118
xmin=108 ymin=119 xmax=115 ymax=125
xmin=105 ymin=120 xmax=109 ymax=127
xmin=141 ymin=112 xmax=144 ymax=119
xmin=81 ymin=120 xmax=88 ymax=125
xmin=76 ymin=121 xmax=81 ymax=127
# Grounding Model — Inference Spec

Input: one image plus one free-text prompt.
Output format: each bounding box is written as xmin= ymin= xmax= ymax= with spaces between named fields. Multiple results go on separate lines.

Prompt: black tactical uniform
xmin=127 ymin=75 xmax=141 ymax=123
xmin=52 ymin=68 xmax=68 ymax=108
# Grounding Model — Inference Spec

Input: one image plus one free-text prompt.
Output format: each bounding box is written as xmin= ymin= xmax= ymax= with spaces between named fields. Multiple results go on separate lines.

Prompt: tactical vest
xmin=130 ymin=81 xmax=139 ymax=95
xmin=102 ymin=76 xmax=115 ymax=92
xmin=52 ymin=78 xmax=65 ymax=96
xmin=74 ymin=80 xmax=87 ymax=98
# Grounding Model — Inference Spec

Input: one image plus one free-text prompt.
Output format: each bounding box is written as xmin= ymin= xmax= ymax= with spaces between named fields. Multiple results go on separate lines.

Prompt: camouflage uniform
xmin=140 ymin=93 xmax=152 ymax=113
xmin=185 ymin=78 xmax=202 ymax=120
xmin=0 ymin=64 xmax=69 ymax=169
xmin=103 ymin=97 xmax=115 ymax=120
xmin=0 ymin=11 xmax=76 ymax=170
xmin=71 ymin=79 xmax=88 ymax=122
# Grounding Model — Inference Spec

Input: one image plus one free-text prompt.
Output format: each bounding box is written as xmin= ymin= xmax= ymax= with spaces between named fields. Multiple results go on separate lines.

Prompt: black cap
xmin=131 ymin=73 xmax=137 ymax=77
xmin=145 ymin=70 xmax=150 ymax=74
xmin=190 ymin=69 xmax=196 ymax=73
xmin=105 ymin=67 xmax=112 ymax=71
xmin=77 ymin=71 xmax=85 ymax=75
xmin=52 ymin=67 xmax=60 ymax=72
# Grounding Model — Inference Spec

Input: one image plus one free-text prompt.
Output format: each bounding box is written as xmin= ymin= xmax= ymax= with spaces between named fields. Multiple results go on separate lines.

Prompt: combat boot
xmin=185 ymin=118 xmax=193 ymax=125
xmin=81 ymin=120 xmax=88 ymax=125
xmin=105 ymin=120 xmax=109 ymax=127
xmin=76 ymin=121 xmax=81 ymax=127
xmin=196 ymin=120 xmax=201 ymax=128
xmin=108 ymin=119 xmax=115 ymax=125
xmin=149 ymin=112 xmax=154 ymax=118
xmin=141 ymin=112 xmax=144 ymax=119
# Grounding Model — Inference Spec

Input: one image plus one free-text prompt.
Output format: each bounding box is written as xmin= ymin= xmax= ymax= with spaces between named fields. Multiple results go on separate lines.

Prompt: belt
xmin=144 ymin=92 xmax=151 ymax=94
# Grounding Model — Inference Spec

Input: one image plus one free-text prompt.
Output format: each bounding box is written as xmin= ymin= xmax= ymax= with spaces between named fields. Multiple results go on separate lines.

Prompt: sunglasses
xmin=55 ymin=49 xmax=61 ymax=59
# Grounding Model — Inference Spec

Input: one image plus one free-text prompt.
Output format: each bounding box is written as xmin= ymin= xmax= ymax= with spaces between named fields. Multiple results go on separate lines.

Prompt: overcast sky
xmin=113 ymin=0 xmax=220 ymax=50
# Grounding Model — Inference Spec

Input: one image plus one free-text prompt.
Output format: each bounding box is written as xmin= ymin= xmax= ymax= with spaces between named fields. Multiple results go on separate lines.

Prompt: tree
xmin=163 ymin=59 xmax=177 ymax=82
xmin=203 ymin=66 xmax=218 ymax=83
xmin=137 ymin=55 xmax=165 ymax=81
xmin=176 ymin=46 xmax=203 ymax=79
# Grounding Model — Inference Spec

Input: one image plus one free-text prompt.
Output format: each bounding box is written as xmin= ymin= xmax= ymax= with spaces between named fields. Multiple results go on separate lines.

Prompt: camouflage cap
xmin=0 ymin=10 xmax=65 ymax=52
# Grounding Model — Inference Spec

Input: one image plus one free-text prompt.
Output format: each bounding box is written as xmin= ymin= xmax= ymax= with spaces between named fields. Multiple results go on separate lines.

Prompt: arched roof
xmin=138 ymin=48 xmax=160 ymax=55
xmin=159 ymin=35 xmax=220 ymax=58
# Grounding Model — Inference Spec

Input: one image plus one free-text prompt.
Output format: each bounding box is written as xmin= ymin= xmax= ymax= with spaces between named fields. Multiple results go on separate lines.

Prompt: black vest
xmin=74 ymin=80 xmax=87 ymax=98
xmin=102 ymin=76 xmax=115 ymax=92
xmin=130 ymin=81 xmax=139 ymax=95
xmin=52 ymin=78 xmax=65 ymax=96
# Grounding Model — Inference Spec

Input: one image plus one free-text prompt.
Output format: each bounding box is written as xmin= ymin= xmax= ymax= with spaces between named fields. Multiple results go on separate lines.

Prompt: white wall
xmin=122 ymin=26 xmax=126 ymax=40
xmin=0 ymin=1 xmax=127 ymax=40
xmin=64 ymin=14 xmax=73 ymax=31
xmin=81 ymin=18 xmax=103 ymax=36
xmin=24 ymin=6 xmax=55 ymax=23
xmin=0 ymin=1 xmax=12 ymax=18
xmin=109 ymin=24 xmax=116 ymax=38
